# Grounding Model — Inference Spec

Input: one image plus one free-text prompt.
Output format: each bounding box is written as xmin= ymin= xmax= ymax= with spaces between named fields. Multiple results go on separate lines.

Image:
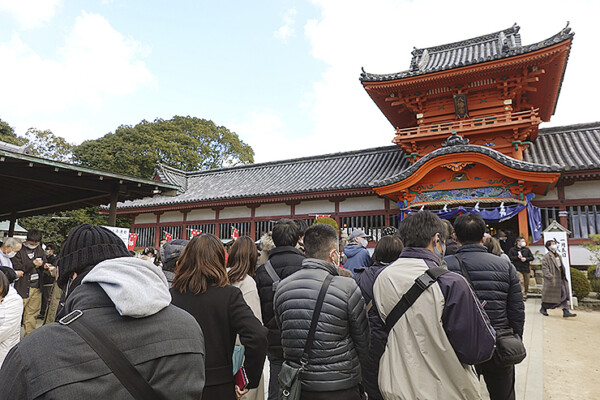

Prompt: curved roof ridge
xmin=372 ymin=143 xmax=561 ymax=187
xmin=360 ymin=23 xmax=573 ymax=82
xmin=411 ymin=23 xmax=520 ymax=56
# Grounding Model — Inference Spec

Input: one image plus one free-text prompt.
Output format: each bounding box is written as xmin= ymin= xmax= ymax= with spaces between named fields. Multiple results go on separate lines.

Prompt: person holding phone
xmin=11 ymin=230 xmax=46 ymax=336
xmin=508 ymin=236 xmax=534 ymax=301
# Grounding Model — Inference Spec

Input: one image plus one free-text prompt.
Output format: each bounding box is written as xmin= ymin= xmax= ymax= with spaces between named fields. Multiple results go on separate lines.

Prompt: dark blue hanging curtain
xmin=397 ymin=193 xmax=542 ymax=240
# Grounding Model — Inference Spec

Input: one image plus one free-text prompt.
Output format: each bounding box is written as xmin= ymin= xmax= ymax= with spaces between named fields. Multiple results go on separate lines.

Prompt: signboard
xmin=128 ymin=233 xmax=139 ymax=251
xmin=190 ymin=229 xmax=202 ymax=238
xmin=102 ymin=226 xmax=130 ymax=248
xmin=542 ymin=230 xmax=574 ymax=309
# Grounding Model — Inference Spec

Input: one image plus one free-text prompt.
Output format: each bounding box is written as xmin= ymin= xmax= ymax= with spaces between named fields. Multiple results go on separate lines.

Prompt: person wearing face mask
xmin=445 ymin=213 xmax=524 ymax=400
xmin=540 ymin=240 xmax=576 ymax=318
xmin=372 ymin=211 xmax=495 ymax=400
xmin=343 ymin=229 xmax=372 ymax=274
xmin=274 ymin=223 xmax=369 ymax=400
xmin=0 ymin=238 xmax=24 ymax=279
xmin=11 ymin=230 xmax=47 ymax=336
xmin=508 ymin=236 xmax=534 ymax=301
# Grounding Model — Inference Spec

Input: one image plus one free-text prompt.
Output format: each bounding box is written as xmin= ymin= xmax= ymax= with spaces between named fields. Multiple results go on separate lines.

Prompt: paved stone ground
xmin=481 ymin=297 xmax=544 ymax=400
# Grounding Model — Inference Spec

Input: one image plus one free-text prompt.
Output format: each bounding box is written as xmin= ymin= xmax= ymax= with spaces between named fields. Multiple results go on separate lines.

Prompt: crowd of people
xmin=0 ymin=212 xmax=572 ymax=399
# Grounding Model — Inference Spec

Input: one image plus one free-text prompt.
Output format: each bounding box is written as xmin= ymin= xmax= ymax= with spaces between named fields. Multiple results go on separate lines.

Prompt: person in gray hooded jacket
xmin=274 ymin=223 xmax=369 ymax=400
xmin=0 ymin=224 xmax=206 ymax=399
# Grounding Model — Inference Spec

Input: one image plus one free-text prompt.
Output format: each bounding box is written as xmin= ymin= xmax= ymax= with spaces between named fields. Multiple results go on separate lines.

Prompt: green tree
xmin=0 ymin=117 xmax=27 ymax=146
xmin=19 ymin=207 xmax=131 ymax=250
xmin=24 ymin=128 xmax=74 ymax=162
xmin=73 ymin=116 xmax=254 ymax=179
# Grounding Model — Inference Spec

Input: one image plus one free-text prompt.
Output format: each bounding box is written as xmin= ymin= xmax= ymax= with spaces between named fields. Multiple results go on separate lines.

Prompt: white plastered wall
xmin=187 ymin=209 xmax=216 ymax=221
xmin=255 ymin=203 xmax=291 ymax=218
xmin=159 ymin=211 xmax=183 ymax=223
xmin=339 ymin=196 xmax=386 ymax=212
xmin=294 ymin=199 xmax=335 ymax=215
xmin=134 ymin=213 xmax=156 ymax=224
xmin=220 ymin=206 xmax=251 ymax=219
xmin=564 ymin=180 xmax=600 ymax=200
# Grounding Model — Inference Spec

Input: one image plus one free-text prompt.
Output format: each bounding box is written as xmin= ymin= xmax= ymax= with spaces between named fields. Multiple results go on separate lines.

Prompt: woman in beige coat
xmin=227 ymin=236 xmax=265 ymax=400
xmin=540 ymin=240 xmax=576 ymax=318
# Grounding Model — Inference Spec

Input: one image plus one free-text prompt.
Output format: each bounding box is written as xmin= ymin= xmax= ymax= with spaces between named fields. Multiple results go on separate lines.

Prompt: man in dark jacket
xmin=373 ymin=211 xmax=495 ymax=399
xmin=274 ymin=223 xmax=369 ymax=400
xmin=255 ymin=218 xmax=305 ymax=400
xmin=12 ymin=229 xmax=47 ymax=336
xmin=508 ymin=236 xmax=535 ymax=301
xmin=0 ymin=224 xmax=206 ymax=399
xmin=445 ymin=213 xmax=524 ymax=400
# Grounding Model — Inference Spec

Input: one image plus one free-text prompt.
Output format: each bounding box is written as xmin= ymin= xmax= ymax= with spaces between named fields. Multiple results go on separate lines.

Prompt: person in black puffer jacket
xmin=445 ymin=213 xmax=524 ymax=400
xmin=274 ymin=223 xmax=369 ymax=400
xmin=255 ymin=219 xmax=305 ymax=400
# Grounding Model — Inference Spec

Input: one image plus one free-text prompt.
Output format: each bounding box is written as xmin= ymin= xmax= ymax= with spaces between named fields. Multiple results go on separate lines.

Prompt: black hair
xmin=544 ymin=239 xmax=556 ymax=249
xmin=0 ymin=266 xmax=16 ymax=285
xmin=294 ymin=220 xmax=309 ymax=237
xmin=0 ymin=270 xmax=9 ymax=299
xmin=272 ymin=219 xmax=301 ymax=247
xmin=441 ymin=219 xmax=454 ymax=239
xmin=453 ymin=213 xmax=486 ymax=245
xmin=373 ymin=236 xmax=404 ymax=264
xmin=26 ymin=229 xmax=42 ymax=242
xmin=46 ymin=243 xmax=57 ymax=251
xmin=515 ymin=236 xmax=526 ymax=245
xmin=398 ymin=211 xmax=445 ymax=248
xmin=303 ymin=223 xmax=338 ymax=260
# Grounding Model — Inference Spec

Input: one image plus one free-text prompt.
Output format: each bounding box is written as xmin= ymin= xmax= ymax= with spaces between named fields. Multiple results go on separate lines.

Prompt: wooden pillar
xmin=214 ymin=209 xmax=221 ymax=238
xmin=8 ymin=212 xmax=16 ymax=237
xmin=108 ymin=188 xmax=119 ymax=227
xmin=249 ymin=206 xmax=257 ymax=240
xmin=518 ymin=208 xmax=529 ymax=242
xmin=154 ymin=213 xmax=162 ymax=248
xmin=181 ymin=211 xmax=188 ymax=240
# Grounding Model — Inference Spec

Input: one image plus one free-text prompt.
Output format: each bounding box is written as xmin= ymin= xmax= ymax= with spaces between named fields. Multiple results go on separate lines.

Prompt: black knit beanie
xmin=57 ymin=223 xmax=131 ymax=288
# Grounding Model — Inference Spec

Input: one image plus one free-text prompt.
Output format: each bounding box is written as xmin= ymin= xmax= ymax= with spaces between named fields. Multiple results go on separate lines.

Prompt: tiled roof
xmin=372 ymin=139 xmax=561 ymax=187
xmin=118 ymin=122 xmax=600 ymax=210
xmin=360 ymin=23 xmax=574 ymax=82
xmin=117 ymin=146 xmax=410 ymax=209
xmin=524 ymin=122 xmax=600 ymax=171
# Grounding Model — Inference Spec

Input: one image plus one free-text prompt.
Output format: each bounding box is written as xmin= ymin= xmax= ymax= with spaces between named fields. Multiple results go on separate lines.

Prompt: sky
xmin=0 ymin=0 xmax=599 ymax=164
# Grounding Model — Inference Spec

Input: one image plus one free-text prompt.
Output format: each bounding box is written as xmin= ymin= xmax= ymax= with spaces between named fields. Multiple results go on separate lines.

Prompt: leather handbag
xmin=455 ymin=255 xmax=527 ymax=366
xmin=279 ymin=274 xmax=333 ymax=400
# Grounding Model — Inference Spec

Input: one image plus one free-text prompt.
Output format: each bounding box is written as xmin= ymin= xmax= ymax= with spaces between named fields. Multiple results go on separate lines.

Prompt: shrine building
xmin=117 ymin=23 xmax=600 ymax=265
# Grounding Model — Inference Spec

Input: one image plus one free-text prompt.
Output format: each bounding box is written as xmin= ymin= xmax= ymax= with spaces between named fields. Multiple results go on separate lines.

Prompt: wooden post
xmin=518 ymin=208 xmax=529 ymax=242
xmin=8 ymin=213 xmax=16 ymax=237
xmin=108 ymin=188 xmax=118 ymax=227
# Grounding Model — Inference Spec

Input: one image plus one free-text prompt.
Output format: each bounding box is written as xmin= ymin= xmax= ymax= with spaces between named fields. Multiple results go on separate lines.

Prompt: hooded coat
xmin=0 ymin=257 xmax=206 ymax=399
xmin=343 ymin=243 xmax=371 ymax=273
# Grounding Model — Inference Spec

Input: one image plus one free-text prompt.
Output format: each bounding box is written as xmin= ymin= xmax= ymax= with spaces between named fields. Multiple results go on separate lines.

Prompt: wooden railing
xmin=394 ymin=108 xmax=540 ymax=138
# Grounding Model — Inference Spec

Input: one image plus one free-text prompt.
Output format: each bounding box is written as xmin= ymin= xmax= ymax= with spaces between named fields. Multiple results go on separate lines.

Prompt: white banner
xmin=102 ymin=226 xmax=131 ymax=249
xmin=542 ymin=231 xmax=574 ymax=309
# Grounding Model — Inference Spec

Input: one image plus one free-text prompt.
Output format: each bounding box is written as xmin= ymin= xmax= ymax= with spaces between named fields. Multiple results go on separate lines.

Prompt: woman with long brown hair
xmin=171 ymin=234 xmax=268 ymax=400
xmin=227 ymin=236 xmax=264 ymax=400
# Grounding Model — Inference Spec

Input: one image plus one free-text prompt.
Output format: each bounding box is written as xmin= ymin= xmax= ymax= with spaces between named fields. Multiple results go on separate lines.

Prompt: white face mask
xmin=7 ymin=251 xmax=16 ymax=258
xmin=519 ymin=241 xmax=526 ymax=247
xmin=357 ymin=237 xmax=368 ymax=248
xmin=24 ymin=242 xmax=39 ymax=250
xmin=550 ymin=244 xmax=558 ymax=251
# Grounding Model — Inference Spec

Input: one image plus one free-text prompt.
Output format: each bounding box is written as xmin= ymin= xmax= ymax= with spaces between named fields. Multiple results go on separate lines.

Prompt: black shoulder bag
xmin=59 ymin=310 xmax=165 ymax=400
xmin=384 ymin=267 xmax=449 ymax=333
xmin=455 ymin=254 xmax=526 ymax=366
xmin=278 ymin=274 xmax=333 ymax=400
